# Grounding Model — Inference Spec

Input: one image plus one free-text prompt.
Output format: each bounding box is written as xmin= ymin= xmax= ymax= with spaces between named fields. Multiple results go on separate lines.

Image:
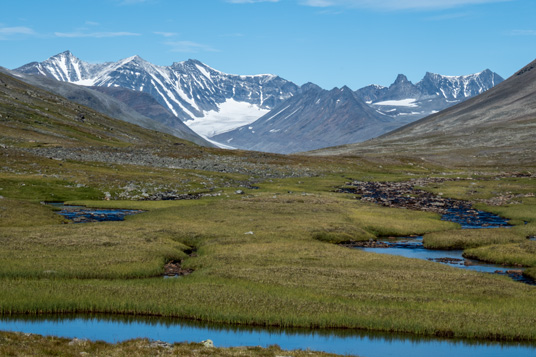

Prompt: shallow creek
xmin=354 ymin=207 xmax=535 ymax=285
xmin=339 ymin=179 xmax=534 ymax=285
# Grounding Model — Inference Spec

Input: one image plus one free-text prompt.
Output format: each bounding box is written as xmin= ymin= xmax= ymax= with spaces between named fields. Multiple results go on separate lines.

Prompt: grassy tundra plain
xmin=1 ymin=146 xmax=536 ymax=342
xmin=1 ymin=71 xmax=536 ymax=355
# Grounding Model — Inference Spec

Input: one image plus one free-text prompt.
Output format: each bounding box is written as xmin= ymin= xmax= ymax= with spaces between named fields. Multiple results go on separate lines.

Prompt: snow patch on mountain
xmin=373 ymin=98 xmax=418 ymax=107
xmin=185 ymin=99 xmax=270 ymax=137
xmin=15 ymin=51 xmax=299 ymax=138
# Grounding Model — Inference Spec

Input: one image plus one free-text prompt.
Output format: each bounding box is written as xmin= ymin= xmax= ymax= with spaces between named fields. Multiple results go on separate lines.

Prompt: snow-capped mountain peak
xmin=355 ymin=69 xmax=504 ymax=123
xmin=15 ymin=51 xmax=300 ymax=137
xmin=418 ymin=69 xmax=501 ymax=99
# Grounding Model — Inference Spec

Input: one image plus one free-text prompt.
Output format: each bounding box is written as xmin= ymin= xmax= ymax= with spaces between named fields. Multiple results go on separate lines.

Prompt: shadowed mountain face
xmin=311 ymin=59 xmax=536 ymax=166
xmin=3 ymin=69 xmax=211 ymax=147
xmin=355 ymin=69 xmax=503 ymax=122
xmin=214 ymin=70 xmax=502 ymax=154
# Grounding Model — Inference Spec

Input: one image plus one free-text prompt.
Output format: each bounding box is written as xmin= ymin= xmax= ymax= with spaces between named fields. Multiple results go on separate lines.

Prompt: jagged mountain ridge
xmin=312 ymin=58 xmax=536 ymax=166
xmin=355 ymin=69 xmax=503 ymax=122
xmin=213 ymin=69 xmax=502 ymax=154
xmin=15 ymin=51 xmax=503 ymax=154
xmin=15 ymin=51 xmax=299 ymax=137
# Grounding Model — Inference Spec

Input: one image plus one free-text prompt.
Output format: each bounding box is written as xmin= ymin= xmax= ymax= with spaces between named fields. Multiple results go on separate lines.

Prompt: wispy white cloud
xmin=300 ymin=0 xmax=511 ymax=11
xmin=55 ymin=31 xmax=141 ymax=38
xmin=154 ymin=31 xmax=178 ymax=37
xmin=164 ymin=40 xmax=219 ymax=53
xmin=85 ymin=21 xmax=101 ymax=26
xmin=510 ymin=29 xmax=536 ymax=36
xmin=0 ymin=26 xmax=35 ymax=40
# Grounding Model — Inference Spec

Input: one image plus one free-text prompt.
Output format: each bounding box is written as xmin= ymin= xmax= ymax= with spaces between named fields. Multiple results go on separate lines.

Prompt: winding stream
xmin=1 ymin=190 xmax=532 ymax=355
xmin=354 ymin=207 xmax=535 ymax=285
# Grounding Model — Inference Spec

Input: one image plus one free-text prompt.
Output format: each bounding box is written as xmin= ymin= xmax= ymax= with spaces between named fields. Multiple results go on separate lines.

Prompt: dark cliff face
xmin=381 ymin=74 xmax=421 ymax=100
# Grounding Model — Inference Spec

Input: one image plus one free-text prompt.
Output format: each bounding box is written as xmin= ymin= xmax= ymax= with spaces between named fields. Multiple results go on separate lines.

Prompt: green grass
xmin=1 ymin=138 xmax=536 ymax=341
xmin=0 ymin=198 xmax=66 ymax=227
xmin=423 ymin=177 xmax=536 ymax=201
xmin=463 ymin=241 xmax=536 ymax=267
xmin=1 ymin=192 xmax=536 ymax=340
xmin=423 ymin=228 xmax=526 ymax=250
xmin=347 ymin=203 xmax=458 ymax=237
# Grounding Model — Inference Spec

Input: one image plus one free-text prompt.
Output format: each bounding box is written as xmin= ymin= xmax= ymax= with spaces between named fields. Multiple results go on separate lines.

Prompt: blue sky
xmin=1 ymin=0 xmax=535 ymax=89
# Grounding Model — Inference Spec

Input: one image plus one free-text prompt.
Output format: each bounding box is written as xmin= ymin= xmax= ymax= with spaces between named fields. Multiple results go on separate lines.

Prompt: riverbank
xmin=0 ymin=330 xmax=342 ymax=357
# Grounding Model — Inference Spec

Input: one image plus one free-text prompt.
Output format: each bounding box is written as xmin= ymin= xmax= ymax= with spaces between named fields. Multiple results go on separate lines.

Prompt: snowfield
xmin=185 ymin=98 xmax=270 ymax=137
xmin=373 ymin=98 xmax=418 ymax=107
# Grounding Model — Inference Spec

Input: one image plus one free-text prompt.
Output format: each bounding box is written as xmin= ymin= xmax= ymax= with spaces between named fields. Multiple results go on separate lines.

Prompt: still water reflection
xmin=1 ymin=315 xmax=535 ymax=357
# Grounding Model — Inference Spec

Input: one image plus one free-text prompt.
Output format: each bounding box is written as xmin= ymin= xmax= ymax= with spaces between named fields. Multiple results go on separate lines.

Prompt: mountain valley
xmin=15 ymin=51 xmax=503 ymax=153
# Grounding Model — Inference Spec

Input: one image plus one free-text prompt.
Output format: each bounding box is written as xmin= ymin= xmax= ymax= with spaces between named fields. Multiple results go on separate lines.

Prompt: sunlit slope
xmin=0 ymin=69 xmax=194 ymax=148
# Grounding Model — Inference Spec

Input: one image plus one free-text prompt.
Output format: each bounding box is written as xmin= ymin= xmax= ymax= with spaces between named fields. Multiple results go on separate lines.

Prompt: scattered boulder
xmin=201 ymin=339 xmax=214 ymax=348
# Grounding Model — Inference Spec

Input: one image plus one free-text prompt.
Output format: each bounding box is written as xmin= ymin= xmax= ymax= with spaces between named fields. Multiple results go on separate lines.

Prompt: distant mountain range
xmin=15 ymin=51 xmax=503 ymax=153
xmin=215 ymin=71 xmax=503 ymax=153
xmin=312 ymin=58 xmax=536 ymax=166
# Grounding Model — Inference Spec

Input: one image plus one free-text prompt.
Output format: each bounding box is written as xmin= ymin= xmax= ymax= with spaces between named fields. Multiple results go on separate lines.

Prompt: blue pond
xmin=45 ymin=202 xmax=143 ymax=223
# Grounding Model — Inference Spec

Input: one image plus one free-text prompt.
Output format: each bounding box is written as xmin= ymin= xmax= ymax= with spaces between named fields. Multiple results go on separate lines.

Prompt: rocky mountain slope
xmin=213 ymin=84 xmax=397 ymax=154
xmin=355 ymin=70 xmax=503 ymax=122
xmin=15 ymin=51 xmax=299 ymax=137
xmin=0 ymin=69 xmax=193 ymax=148
xmin=312 ymin=59 xmax=536 ymax=166
xmin=213 ymin=69 xmax=501 ymax=154
xmin=2 ymin=69 xmax=211 ymax=147
xmin=15 ymin=51 xmax=503 ymax=154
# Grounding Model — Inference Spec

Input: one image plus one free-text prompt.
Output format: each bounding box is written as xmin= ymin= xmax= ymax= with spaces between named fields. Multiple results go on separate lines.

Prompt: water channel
xmin=355 ymin=207 xmax=535 ymax=285
xmin=1 ymin=315 xmax=535 ymax=357
xmin=1 ymin=201 xmax=534 ymax=356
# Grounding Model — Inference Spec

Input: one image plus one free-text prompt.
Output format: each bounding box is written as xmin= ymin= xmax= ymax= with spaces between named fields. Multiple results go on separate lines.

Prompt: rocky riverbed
xmin=338 ymin=177 xmax=471 ymax=214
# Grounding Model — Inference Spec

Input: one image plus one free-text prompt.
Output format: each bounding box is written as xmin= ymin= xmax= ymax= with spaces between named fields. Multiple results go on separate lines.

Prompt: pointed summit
xmin=57 ymin=50 xmax=75 ymax=57
xmin=393 ymin=74 xmax=410 ymax=85
xmin=300 ymin=82 xmax=322 ymax=93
